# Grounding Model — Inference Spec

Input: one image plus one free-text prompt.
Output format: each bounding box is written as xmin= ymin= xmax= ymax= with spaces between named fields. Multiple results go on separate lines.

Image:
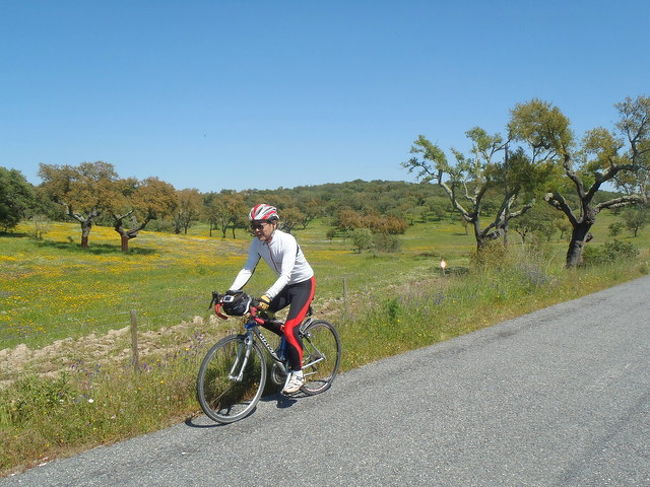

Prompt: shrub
xmin=146 ymin=219 xmax=175 ymax=233
xmin=351 ymin=228 xmax=373 ymax=253
xmin=30 ymin=214 xmax=51 ymax=240
xmin=373 ymin=232 xmax=401 ymax=253
xmin=583 ymin=240 xmax=639 ymax=265
xmin=608 ymin=221 xmax=624 ymax=237
xmin=471 ymin=240 xmax=509 ymax=268
xmin=1 ymin=374 xmax=78 ymax=426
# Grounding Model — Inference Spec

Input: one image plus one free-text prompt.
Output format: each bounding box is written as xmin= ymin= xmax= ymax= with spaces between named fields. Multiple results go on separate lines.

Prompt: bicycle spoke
xmin=300 ymin=320 xmax=341 ymax=396
xmin=196 ymin=335 xmax=267 ymax=423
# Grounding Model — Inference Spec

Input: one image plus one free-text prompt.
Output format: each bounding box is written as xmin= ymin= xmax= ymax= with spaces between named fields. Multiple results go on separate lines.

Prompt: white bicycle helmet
xmin=248 ymin=204 xmax=279 ymax=222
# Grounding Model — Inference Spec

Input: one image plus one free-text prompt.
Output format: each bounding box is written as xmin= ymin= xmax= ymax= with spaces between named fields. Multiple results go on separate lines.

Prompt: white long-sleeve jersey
xmin=229 ymin=229 xmax=314 ymax=299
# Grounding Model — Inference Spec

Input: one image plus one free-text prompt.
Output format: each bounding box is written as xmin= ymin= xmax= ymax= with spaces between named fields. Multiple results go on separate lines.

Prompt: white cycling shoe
xmin=282 ymin=370 xmax=305 ymax=394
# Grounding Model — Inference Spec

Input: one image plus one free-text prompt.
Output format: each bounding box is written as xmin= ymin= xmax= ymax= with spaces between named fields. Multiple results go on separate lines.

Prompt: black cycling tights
xmin=264 ymin=277 xmax=316 ymax=372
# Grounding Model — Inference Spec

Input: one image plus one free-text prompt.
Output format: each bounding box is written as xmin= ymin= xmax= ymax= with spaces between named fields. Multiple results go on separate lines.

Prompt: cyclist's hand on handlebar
xmin=257 ymin=294 xmax=271 ymax=310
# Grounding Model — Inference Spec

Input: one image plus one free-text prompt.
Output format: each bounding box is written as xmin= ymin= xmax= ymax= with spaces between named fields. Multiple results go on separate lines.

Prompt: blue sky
xmin=1 ymin=0 xmax=648 ymax=193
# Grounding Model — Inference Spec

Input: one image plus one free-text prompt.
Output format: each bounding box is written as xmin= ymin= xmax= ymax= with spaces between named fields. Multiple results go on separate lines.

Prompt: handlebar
xmin=209 ymin=291 xmax=262 ymax=321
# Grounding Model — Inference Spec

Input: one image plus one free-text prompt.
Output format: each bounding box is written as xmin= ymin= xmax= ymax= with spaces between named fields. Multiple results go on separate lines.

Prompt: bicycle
xmin=196 ymin=291 xmax=342 ymax=424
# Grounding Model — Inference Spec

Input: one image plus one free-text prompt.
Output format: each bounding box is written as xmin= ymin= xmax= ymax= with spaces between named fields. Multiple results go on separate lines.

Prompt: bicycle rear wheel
xmin=196 ymin=335 xmax=267 ymax=423
xmin=299 ymin=320 xmax=341 ymax=395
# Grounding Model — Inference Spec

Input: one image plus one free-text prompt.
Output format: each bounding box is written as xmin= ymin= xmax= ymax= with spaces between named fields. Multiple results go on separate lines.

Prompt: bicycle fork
xmin=228 ymin=335 xmax=253 ymax=382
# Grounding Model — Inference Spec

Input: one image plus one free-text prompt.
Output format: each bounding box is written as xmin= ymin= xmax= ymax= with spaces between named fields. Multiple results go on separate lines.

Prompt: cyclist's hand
xmin=257 ymin=294 xmax=271 ymax=310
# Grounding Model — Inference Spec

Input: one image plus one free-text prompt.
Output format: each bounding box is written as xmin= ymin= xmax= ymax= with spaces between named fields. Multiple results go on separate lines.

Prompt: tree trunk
xmin=476 ymin=237 xmax=487 ymax=252
xmin=473 ymin=219 xmax=483 ymax=252
xmin=113 ymin=213 xmax=149 ymax=253
xmin=80 ymin=222 xmax=92 ymax=248
xmin=565 ymin=204 xmax=598 ymax=268
xmin=121 ymin=235 xmax=129 ymax=252
xmin=566 ymin=222 xmax=592 ymax=267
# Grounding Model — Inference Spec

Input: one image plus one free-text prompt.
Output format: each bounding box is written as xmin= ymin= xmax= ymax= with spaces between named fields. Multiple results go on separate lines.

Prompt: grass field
xmin=1 ymin=212 xmax=649 ymax=475
xmin=0 ymin=217 xmax=478 ymax=349
xmin=1 ymin=212 xmax=648 ymax=351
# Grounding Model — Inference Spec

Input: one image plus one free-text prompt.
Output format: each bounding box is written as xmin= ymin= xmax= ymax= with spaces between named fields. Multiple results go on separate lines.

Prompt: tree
xmin=0 ymin=167 xmax=35 ymax=232
xmin=404 ymin=122 xmax=554 ymax=251
xmin=109 ymin=177 xmax=177 ymax=251
xmin=334 ymin=208 xmax=364 ymax=233
xmin=204 ymin=192 xmax=247 ymax=238
xmin=296 ymin=198 xmax=324 ymax=229
xmin=280 ymin=207 xmax=306 ymax=234
xmin=622 ymin=205 xmax=649 ymax=237
xmin=608 ymin=221 xmax=624 ymax=237
xmin=207 ymin=195 xmax=230 ymax=239
xmin=351 ymin=228 xmax=373 ymax=253
xmin=363 ymin=214 xmax=408 ymax=235
xmin=39 ymin=161 xmax=119 ymax=247
xmin=202 ymin=192 xmax=220 ymax=237
xmin=332 ymin=207 xmax=407 ymax=237
xmin=510 ymin=202 xmax=561 ymax=244
xmin=510 ymin=96 xmax=650 ymax=267
xmin=554 ymin=219 xmax=570 ymax=241
xmin=173 ymin=188 xmax=202 ymax=234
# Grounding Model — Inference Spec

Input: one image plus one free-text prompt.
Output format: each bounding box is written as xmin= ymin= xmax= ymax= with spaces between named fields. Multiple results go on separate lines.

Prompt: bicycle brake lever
xmin=209 ymin=291 xmax=224 ymax=310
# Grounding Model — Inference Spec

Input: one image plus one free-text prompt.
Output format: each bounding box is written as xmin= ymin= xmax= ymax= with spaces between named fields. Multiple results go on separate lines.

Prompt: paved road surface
xmin=3 ymin=276 xmax=650 ymax=486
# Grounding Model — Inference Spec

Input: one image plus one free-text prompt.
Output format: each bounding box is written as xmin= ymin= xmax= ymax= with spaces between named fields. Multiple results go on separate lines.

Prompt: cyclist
xmin=228 ymin=204 xmax=315 ymax=394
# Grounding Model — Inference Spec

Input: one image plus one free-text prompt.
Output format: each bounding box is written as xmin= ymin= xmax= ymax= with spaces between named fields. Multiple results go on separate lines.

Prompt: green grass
xmin=0 ymin=219 xmax=475 ymax=349
xmin=1 ymin=213 xmax=649 ymax=475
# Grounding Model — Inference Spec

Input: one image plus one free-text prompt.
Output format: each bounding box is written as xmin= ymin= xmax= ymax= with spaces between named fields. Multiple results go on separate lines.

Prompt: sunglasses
xmin=250 ymin=221 xmax=268 ymax=230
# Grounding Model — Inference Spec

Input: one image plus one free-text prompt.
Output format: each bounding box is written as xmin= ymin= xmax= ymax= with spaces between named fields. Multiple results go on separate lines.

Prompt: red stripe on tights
xmin=284 ymin=277 xmax=316 ymax=367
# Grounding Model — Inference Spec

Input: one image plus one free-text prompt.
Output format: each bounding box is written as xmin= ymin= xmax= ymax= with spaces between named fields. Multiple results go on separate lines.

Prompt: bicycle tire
xmin=196 ymin=334 xmax=267 ymax=423
xmin=299 ymin=320 xmax=341 ymax=395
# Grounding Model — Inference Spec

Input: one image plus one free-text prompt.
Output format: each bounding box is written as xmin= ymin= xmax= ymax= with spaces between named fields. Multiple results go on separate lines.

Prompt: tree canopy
xmin=0 ymin=166 xmax=35 ymax=232
xmin=39 ymin=161 xmax=120 ymax=247
xmin=109 ymin=177 xmax=177 ymax=251
xmin=403 ymin=107 xmax=557 ymax=250
xmin=510 ymin=96 xmax=650 ymax=266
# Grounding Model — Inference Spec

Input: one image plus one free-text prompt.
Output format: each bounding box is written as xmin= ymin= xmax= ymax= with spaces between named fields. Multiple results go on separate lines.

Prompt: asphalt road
xmin=3 ymin=276 xmax=650 ymax=486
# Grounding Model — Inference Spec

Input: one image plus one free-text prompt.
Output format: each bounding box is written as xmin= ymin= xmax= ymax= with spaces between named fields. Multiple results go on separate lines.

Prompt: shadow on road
xmin=184 ymin=416 xmax=224 ymax=429
xmin=261 ymin=392 xmax=298 ymax=409
xmin=184 ymin=392 xmax=299 ymax=428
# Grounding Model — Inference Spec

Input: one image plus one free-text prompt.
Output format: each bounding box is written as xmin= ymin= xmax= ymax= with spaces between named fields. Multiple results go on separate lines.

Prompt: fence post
xmin=130 ymin=310 xmax=139 ymax=372
xmin=342 ymin=277 xmax=349 ymax=319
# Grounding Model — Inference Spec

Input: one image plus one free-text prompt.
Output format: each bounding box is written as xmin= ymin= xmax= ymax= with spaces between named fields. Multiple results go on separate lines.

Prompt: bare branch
xmin=438 ymin=179 xmax=472 ymax=221
xmin=562 ymin=153 xmax=586 ymax=199
xmin=507 ymin=200 xmax=534 ymax=220
xmin=595 ymin=195 xmax=645 ymax=211
xmin=544 ymin=192 xmax=578 ymax=227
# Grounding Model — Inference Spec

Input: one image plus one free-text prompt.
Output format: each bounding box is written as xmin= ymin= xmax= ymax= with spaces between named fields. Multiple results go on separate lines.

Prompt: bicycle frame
xmin=226 ymin=317 xmax=285 ymax=384
xmin=228 ymin=315 xmax=326 ymax=383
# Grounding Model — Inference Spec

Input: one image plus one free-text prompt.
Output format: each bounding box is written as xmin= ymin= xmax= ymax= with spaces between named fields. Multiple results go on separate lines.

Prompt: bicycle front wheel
xmin=196 ymin=335 xmax=267 ymax=424
xmin=300 ymin=320 xmax=341 ymax=395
